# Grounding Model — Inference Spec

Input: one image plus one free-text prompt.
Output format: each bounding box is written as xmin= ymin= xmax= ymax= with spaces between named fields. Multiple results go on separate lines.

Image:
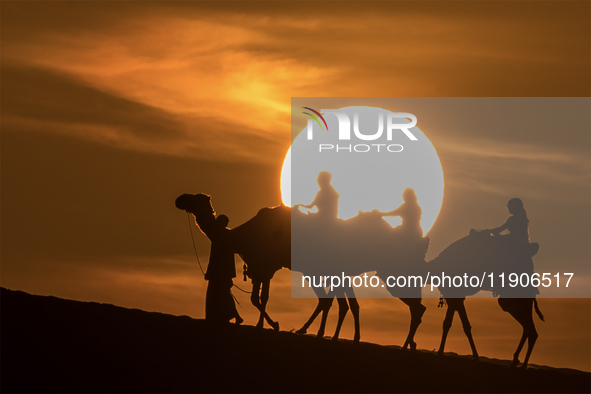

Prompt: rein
xmin=187 ymin=212 xmax=206 ymax=276
xmin=186 ymin=212 xmax=252 ymax=297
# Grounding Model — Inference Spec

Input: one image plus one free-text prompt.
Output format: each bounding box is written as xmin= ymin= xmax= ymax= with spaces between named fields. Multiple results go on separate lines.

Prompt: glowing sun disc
xmin=281 ymin=106 xmax=444 ymax=235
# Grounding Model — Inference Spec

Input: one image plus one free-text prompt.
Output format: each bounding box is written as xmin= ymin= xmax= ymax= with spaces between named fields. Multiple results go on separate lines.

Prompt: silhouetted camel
xmin=176 ymin=193 xmax=288 ymax=331
xmin=362 ymin=228 xmax=543 ymax=364
xmin=428 ymin=230 xmax=544 ymax=368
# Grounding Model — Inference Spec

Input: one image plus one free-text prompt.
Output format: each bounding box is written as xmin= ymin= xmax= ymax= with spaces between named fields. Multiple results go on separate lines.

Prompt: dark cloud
xmin=2 ymin=63 xmax=185 ymax=140
xmin=1 ymin=63 xmax=285 ymax=162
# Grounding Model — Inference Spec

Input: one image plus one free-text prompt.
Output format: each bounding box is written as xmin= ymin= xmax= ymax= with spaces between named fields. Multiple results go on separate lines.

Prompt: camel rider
xmin=374 ymin=188 xmax=423 ymax=241
xmin=485 ymin=197 xmax=530 ymax=246
xmin=484 ymin=197 xmax=537 ymax=281
xmin=485 ymin=198 xmax=539 ymax=298
xmin=205 ymin=214 xmax=243 ymax=325
xmin=294 ymin=171 xmax=340 ymax=221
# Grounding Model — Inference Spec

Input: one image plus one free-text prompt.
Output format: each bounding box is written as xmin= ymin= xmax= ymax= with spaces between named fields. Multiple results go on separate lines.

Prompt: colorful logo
xmin=302 ymin=107 xmax=329 ymax=132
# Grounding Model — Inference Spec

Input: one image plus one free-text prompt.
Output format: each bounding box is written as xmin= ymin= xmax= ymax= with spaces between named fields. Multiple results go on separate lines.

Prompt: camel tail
xmin=534 ymin=298 xmax=545 ymax=322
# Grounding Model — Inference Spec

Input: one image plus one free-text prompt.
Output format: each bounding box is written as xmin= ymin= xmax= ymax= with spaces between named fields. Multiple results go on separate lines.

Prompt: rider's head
xmin=402 ymin=188 xmax=418 ymax=203
xmin=507 ymin=198 xmax=525 ymax=215
xmin=216 ymin=214 xmax=230 ymax=228
xmin=317 ymin=171 xmax=332 ymax=188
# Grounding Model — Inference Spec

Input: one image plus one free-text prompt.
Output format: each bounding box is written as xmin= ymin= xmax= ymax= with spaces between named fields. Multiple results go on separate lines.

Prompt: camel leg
xmin=332 ymin=295 xmax=349 ymax=341
xmin=250 ymin=279 xmax=279 ymax=331
xmin=510 ymin=330 xmax=528 ymax=367
xmin=297 ymin=287 xmax=330 ymax=335
xmin=501 ymin=299 xmax=538 ymax=368
xmin=400 ymin=298 xmax=426 ymax=351
xmin=316 ymin=293 xmax=336 ymax=339
xmin=349 ymin=298 xmax=361 ymax=342
xmin=456 ymin=299 xmax=479 ymax=361
xmin=259 ymin=279 xmax=279 ymax=331
xmin=250 ymin=280 xmax=265 ymax=328
xmin=519 ymin=300 xmax=539 ymax=369
xmin=331 ymin=286 xmax=360 ymax=342
xmin=521 ymin=323 xmax=538 ymax=368
xmin=313 ymin=287 xmax=334 ymax=338
xmin=438 ymin=299 xmax=456 ymax=356
xmin=346 ymin=286 xmax=361 ymax=343
xmin=297 ymin=301 xmax=324 ymax=335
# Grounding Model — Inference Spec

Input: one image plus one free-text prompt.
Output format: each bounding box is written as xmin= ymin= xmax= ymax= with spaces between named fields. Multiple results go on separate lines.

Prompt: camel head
xmin=175 ymin=193 xmax=214 ymax=215
xmin=175 ymin=193 xmax=217 ymax=237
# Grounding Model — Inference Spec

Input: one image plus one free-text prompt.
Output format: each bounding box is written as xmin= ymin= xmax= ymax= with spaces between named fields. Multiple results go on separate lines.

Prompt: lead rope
xmin=186 ymin=212 xmax=251 ymax=305
xmin=187 ymin=212 xmax=206 ymax=276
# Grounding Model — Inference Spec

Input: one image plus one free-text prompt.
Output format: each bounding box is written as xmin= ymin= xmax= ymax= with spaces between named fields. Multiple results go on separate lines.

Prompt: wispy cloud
xmin=2 ymin=1 xmax=588 ymax=163
xmin=1 ymin=64 xmax=284 ymax=163
xmin=437 ymin=138 xmax=590 ymax=203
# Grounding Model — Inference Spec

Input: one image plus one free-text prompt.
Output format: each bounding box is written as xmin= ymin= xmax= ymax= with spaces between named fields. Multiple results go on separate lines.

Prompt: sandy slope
xmin=1 ymin=288 xmax=589 ymax=393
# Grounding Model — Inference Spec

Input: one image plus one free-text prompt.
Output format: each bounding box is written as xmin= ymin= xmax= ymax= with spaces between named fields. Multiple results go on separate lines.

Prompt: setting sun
xmin=281 ymin=105 xmax=444 ymax=234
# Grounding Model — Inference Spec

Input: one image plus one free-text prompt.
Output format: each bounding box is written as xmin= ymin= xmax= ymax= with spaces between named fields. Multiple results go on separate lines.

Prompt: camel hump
xmin=257 ymin=206 xmax=278 ymax=218
xmin=257 ymin=204 xmax=290 ymax=217
xmin=257 ymin=207 xmax=271 ymax=215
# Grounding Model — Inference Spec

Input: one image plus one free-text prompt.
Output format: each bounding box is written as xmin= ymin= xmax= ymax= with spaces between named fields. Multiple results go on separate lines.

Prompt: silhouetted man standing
xmin=205 ymin=214 xmax=242 ymax=324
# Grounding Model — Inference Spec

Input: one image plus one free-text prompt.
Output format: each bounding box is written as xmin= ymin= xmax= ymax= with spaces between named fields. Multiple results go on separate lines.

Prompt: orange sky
xmin=1 ymin=1 xmax=590 ymax=372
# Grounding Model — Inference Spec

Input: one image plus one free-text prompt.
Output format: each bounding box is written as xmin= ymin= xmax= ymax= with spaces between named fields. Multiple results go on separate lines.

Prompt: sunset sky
xmin=2 ymin=1 xmax=590 ymax=372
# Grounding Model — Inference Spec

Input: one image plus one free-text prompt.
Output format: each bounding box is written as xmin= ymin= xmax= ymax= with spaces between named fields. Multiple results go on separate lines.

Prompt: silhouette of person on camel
xmin=485 ymin=197 xmax=530 ymax=245
xmin=205 ymin=214 xmax=243 ymax=325
xmin=482 ymin=197 xmax=538 ymax=273
xmin=373 ymin=188 xmax=423 ymax=240
xmin=294 ymin=171 xmax=340 ymax=221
